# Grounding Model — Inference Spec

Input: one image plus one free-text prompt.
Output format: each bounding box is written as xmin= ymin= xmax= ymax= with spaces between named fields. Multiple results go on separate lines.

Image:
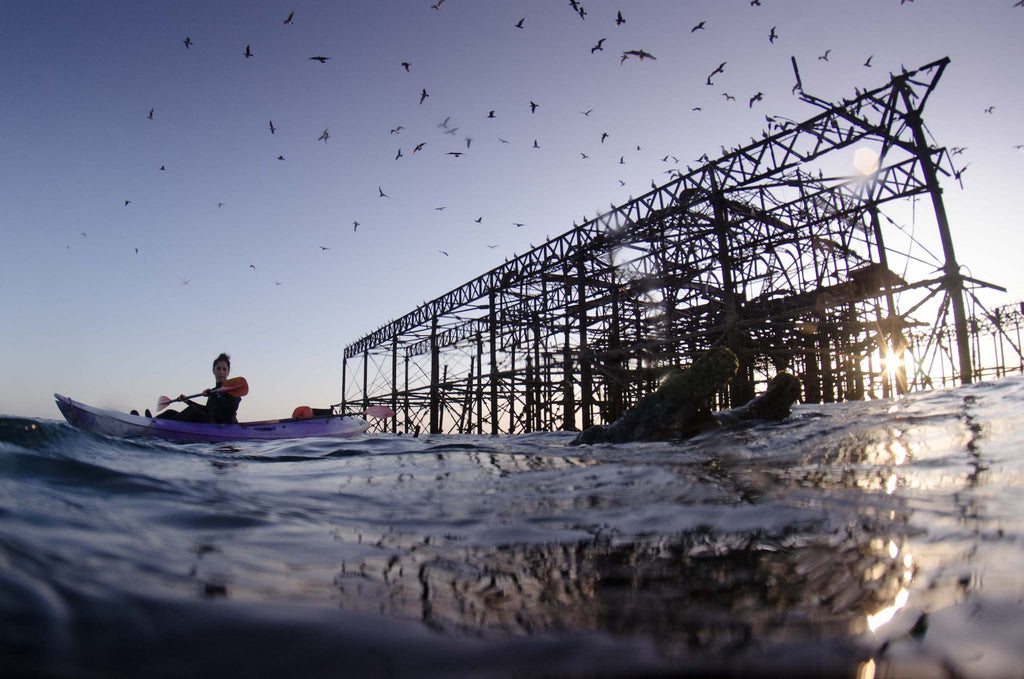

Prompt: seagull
xmin=706 ymin=61 xmax=726 ymax=85
xmin=249 ymin=264 xmax=256 ymax=271
xmin=124 ymin=200 xmax=131 ymax=206
xmin=217 ymin=202 xmax=224 ymax=207
xmin=269 ymin=120 xmax=276 ymax=134
xmin=183 ymin=37 xmax=192 ymax=49
xmin=984 ymin=106 xmax=995 ymax=114
xmin=378 ymin=186 xmax=388 ymax=197
xmin=691 ymin=20 xmax=705 ymax=32
xmin=722 ymin=92 xmax=736 ymax=101
xmin=486 ymin=244 xmax=499 ymax=249
xmin=318 ymin=128 xmax=329 ymax=142
xmin=465 ymin=137 xmax=472 ymax=149
xmin=581 ymin=152 xmax=589 ymax=159
xmin=309 ymin=56 xmax=330 ymax=63
xmin=419 ymin=88 xmax=429 ymax=104
xmin=581 ymin=109 xmax=594 ymax=116
xmin=159 ymin=165 xmax=166 ymax=171
xmin=446 ymin=151 xmax=463 ymax=157
xmin=530 ymin=101 xmax=538 ymax=113
xmin=591 ymin=38 xmax=606 ymax=53
xmin=353 ymin=221 xmax=360 ymax=231
xmin=749 ymin=91 xmax=764 ymax=108
xmin=244 ymin=44 xmax=252 ymax=58
xmin=412 ymin=142 xmax=425 ymax=153
xmin=402 ymin=61 xmax=411 ymax=71
xmin=622 ymin=49 xmax=656 ymax=61
xmin=487 ymin=110 xmax=496 ymax=118
xmin=319 ymin=245 xmax=330 ymax=251
xmin=616 ymin=10 xmax=625 ymax=25
xmin=435 ymin=206 xmax=447 ymax=211
xmin=438 ymin=250 xmax=449 ymax=256
xmin=391 ymin=126 xmax=404 ymax=134
xmin=283 ymin=11 xmax=294 ymax=24
xmin=513 ymin=222 xmax=525 ymax=228
xmin=514 ymin=17 xmax=524 ymax=28
xmin=474 ymin=217 xmax=483 ymax=223
xmin=148 ymin=108 xmax=154 ymax=119
xmin=437 ymin=115 xmax=451 ymax=129
xmin=769 ymin=26 xmax=777 ymax=43
xmin=818 ymin=49 xmax=831 ymax=61
xmin=532 ymin=139 xmax=540 ymax=148
xmin=395 ymin=148 xmax=403 ymax=160
xmin=431 ymin=0 xmax=446 ymax=9
xmin=277 ymin=155 xmax=285 ymax=160
xmin=600 ymin=132 xmax=609 ymax=143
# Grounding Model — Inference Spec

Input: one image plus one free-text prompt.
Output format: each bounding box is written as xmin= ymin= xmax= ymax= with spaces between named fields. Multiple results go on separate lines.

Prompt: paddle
xmin=157 ymin=376 xmax=249 ymax=412
xmin=359 ymin=405 xmax=396 ymax=419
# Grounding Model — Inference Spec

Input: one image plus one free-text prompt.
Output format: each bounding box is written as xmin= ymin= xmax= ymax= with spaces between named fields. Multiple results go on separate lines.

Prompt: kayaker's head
xmin=212 ymin=352 xmax=231 ymax=386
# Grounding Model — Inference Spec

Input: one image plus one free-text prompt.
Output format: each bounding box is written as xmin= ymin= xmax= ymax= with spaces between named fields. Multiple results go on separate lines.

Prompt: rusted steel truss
xmin=342 ymin=58 xmax=1010 ymax=434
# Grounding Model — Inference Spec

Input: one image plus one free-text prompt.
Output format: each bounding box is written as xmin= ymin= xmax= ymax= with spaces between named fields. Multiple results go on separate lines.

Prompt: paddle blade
xmin=157 ymin=395 xmax=174 ymax=411
xmin=360 ymin=405 xmax=396 ymax=419
xmin=217 ymin=376 xmax=249 ymax=397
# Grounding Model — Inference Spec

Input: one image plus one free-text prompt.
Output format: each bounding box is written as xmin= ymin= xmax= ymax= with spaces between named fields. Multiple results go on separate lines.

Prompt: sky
xmin=2 ymin=0 xmax=1022 ymax=422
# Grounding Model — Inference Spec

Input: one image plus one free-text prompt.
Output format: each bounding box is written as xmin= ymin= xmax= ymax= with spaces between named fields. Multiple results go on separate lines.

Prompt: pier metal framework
xmin=342 ymin=58 xmax=1012 ymax=435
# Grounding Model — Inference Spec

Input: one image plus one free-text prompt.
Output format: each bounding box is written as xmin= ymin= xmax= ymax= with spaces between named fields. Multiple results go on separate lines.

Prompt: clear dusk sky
xmin=2 ymin=0 xmax=1022 ymax=422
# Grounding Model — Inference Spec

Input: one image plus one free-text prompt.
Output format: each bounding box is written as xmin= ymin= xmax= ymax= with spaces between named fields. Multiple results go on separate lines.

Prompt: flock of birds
xmin=79 ymin=0 xmax=1016 ymax=287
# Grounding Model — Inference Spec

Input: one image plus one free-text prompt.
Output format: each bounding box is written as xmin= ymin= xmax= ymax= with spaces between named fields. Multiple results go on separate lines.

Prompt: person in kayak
xmin=157 ymin=353 xmax=241 ymax=424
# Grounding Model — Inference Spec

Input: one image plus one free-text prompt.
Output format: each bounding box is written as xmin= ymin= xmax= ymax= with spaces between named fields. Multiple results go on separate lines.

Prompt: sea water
xmin=2 ymin=378 xmax=1023 ymax=678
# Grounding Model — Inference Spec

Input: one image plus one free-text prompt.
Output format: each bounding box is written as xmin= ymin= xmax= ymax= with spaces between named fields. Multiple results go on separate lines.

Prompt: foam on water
xmin=2 ymin=377 xmax=1023 ymax=678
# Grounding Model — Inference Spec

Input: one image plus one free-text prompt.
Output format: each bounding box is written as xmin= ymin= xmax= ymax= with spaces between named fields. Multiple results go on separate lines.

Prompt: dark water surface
xmin=2 ymin=378 xmax=1023 ymax=678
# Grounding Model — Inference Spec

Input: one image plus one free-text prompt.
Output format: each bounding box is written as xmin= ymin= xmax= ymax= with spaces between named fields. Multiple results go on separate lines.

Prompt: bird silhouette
xmin=249 ymin=264 xmax=256 ymax=271
xmin=515 ymin=17 xmax=524 ymax=28
xmin=277 ymin=155 xmax=285 ymax=160
xmin=183 ymin=37 xmax=192 ymax=49
xmin=124 ymin=200 xmax=131 ymax=206
xmin=529 ymin=101 xmax=538 ymax=113
xmin=438 ymin=250 xmax=449 ymax=256
xmin=318 ymin=128 xmax=329 ymax=142
xmin=616 ymin=10 xmax=625 ymax=25
xmin=863 ymin=55 xmax=873 ymax=67
xmin=769 ymin=26 xmax=777 ymax=43
xmin=591 ymin=38 xmax=606 ymax=53
xmin=487 ymin=110 xmax=496 ymax=118
xmin=148 ymin=108 xmax=154 ymax=119
xmin=722 ymin=92 xmax=736 ymax=101
xmin=402 ymin=61 xmax=411 ymax=71
xmin=984 ymin=106 xmax=995 ymax=114
xmin=749 ymin=92 xmax=764 ymax=107
xmin=269 ymin=120 xmax=276 ymax=134
xmin=378 ymin=186 xmax=388 ymax=197
xmin=600 ymin=132 xmax=609 ymax=143
xmin=691 ymin=20 xmax=705 ymax=32
xmin=412 ymin=142 xmax=425 ymax=154
xmin=474 ymin=217 xmax=483 ymax=223
xmin=706 ymin=61 xmax=726 ymax=85
xmin=431 ymin=0 xmax=446 ymax=9
xmin=309 ymin=56 xmax=330 ymax=63
xmin=465 ymin=137 xmax=472 ymax=149
xmin=283 ymin=11 xmax=294 ymax=24
xmin=391 ymin=126 xmax=404 ymax=134
xmin=419 ymin=88 xmax=429 ymax=104
xmin=447 ymin=151 xmax=463 ymax=157
xmin=818 ymin=49 xmax=831 ymax=61
xmin=159 ymin=165 xmax=166 ymax=171
xmin=395 ymin=148 xmax=403 ymax=159
xmin=532 ymin=140 xmax=540 ymax=148
xmin=319 ymin=245 xmax=330 ymax=251
xmin=581 ymin=109 xmax=594 ymax=116
xmin=244 ymin=44 xmax=252 ymax=58
xmin=353 ymin=221 xmax=359 ymax=231
xmin=622 ymin=49 xmax=656 ymax=61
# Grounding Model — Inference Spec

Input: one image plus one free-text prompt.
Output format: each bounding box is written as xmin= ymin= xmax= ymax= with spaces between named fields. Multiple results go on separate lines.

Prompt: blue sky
xmin=2 ymin=0 xmax=1022 ymax=421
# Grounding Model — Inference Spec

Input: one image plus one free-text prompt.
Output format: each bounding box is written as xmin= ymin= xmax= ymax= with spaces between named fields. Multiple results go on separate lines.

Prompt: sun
xmin=853 ymin=146 xmax=880 ymax=175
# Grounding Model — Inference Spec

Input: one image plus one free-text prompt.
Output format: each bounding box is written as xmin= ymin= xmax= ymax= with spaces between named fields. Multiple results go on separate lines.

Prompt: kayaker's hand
xmin=202 ymin=389 xmax=212 ymax=396
xmin=178 ymin=394 xmax=188 ymax=401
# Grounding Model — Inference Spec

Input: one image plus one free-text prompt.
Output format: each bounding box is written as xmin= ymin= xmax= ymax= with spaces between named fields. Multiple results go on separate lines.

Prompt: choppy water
xmin=2 ymin=379 xmax=1023 ymax=679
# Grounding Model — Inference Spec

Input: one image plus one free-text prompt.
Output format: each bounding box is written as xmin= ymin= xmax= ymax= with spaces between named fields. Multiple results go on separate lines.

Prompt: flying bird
xmin=395 ymin=148 xmax=403 ymax=160
xmin=353 ymin=221 xmax=360 ymax=231
xmin=600 ymin=132 xmax=609 ymax=143
xmin=269 ymin=120 xmax=276 ymax=134
xmin=438 ymin=250 xmax=449 ymax=256
xmin=691 ymin=20 xmax=705 ymax=32
xmin=402 ymin=61 xmax=411 ymax=71
xmin=722 ymin=92 xmax=736 ymax=101
xmin=318 ymin=128 xmax=329 ymax=142
xmin=309 ymin=56 xmax=330 ymax=63
xmin=283 ymin=11 xmax=294 ymax=24
xmin=277 ymin=155 xmax=285 ymax=160
xmin=446 ymin=151 xmax=463 ymax=157
xmin=984 ymin=106 xmax=995 ymax=114
xmin=769 ymin=26 xmax=777 ymax=43
xmin=319 ymin=245 xmax=330 ymax=251
xmin=863 ymin=55 xmax=873 ymax=67
xmin=378 ymin=186 xmax=388 ymax=197
xmin=419 ymin=88 xmax=429 ymax=104
xmin=532 ymin=139 xmax=540 ymax=148
xmin=244 ymin=44 xmax=252 ymax=58
xmin=412 ymin=142 xmax=426 ymax=153
xmin=616 ymin=10 xmax=625 ymax=25
xmin=249 ymin=264 xmax=256 ymax=271
xmin=581 ymin=109 xmax=594 ymax=116
xmin=748 ymin=92 xmax=764 ymax=107
xmin=431 ymin=0 xmax=446 ymax=9
xmin=706 ymin=61 xmax=726 ymax=85
xmin=147 ymin=108 xmax=154 ymax=119
xmin=391 ymin=126 xmax=404 ymax=134
xmin=183 ymin=37 xmax=192 ymax=49
xmin=591 ymin=38 xmax=606 ymax=53
xmin=818 ymin=49 xmax=831 ymax=61
xmin=474 ymin=217 xmax=483 ymax=223
xmin=124 ymin=200 xmax=131 ymax=206
xmin=530 ymin=101 xmax=538 ymax=113
xmin=487 ymin=110 xmax=496 ymax=118
xmin=159 ymin=165 xmax=166 ymax=171
xmin=515 ymin=17 xmax=524 ymax=28
xmin=622 ymin=49 xmax=656 ymax=61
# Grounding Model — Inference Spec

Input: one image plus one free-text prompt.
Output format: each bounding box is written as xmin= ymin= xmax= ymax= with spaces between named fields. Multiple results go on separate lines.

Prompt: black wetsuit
xmin=158 ymin=384 xmax=241 ymax=424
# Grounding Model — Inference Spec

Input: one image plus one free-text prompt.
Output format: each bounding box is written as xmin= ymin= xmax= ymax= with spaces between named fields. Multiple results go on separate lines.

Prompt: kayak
xmin=54 ymin=394 xmax=371 ymax=443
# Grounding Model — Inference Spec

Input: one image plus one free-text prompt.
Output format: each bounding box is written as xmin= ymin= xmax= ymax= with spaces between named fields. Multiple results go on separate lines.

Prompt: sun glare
xmin=853 ymin=146 xmax=880 ymax=175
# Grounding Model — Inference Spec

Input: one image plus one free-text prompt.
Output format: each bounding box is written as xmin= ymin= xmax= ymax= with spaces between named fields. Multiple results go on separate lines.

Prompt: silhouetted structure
xmin=342 ymin=58 xmax=1015 ymax=434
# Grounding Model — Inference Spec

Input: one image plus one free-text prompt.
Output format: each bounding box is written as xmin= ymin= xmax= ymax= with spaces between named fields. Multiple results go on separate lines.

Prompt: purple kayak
xmin=54 ymin=394 xmax=371 ymax=443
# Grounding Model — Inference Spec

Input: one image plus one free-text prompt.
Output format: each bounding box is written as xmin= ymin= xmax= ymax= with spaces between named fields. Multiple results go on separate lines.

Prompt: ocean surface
xmin=2 ymin=379 xmax=1023 ymax=679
